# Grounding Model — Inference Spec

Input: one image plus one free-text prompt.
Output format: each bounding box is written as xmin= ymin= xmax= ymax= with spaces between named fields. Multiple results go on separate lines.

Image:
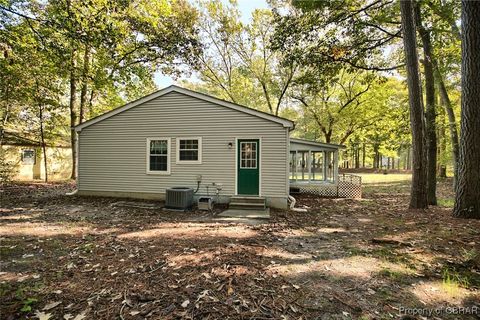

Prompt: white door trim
xmin=234 ymin=137 xmax=262 ymax=196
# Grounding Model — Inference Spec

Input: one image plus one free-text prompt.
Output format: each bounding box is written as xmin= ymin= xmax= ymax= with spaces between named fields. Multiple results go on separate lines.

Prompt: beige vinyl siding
xmin=78 ymin=91 xmax=288 ymax=198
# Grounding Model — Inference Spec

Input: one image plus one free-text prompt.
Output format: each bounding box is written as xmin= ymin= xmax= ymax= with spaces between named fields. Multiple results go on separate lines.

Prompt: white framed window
xmin=240 ymin=141 xmax=257 ymax=169
xmin=176 ymin=137 xmax=202 ymax=164
xmin=146 ymin=138 xmax=170 ymax=174
xmin=22 ymin=149 xmax=35 ymax=165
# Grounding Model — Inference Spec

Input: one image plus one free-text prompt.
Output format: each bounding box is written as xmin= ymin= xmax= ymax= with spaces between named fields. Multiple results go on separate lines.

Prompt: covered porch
xmin=289 ymin=138 xmax=361 ymax=198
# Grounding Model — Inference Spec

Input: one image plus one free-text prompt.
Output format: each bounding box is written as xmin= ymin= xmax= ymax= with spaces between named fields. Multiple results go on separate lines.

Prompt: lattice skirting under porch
xmin=290 ymin=174 xmax=362 ymax=199
xmin=292 ymin=183 xmax=362 ymax=199
xmin=337 ymin=181 xmax=362 ymax=198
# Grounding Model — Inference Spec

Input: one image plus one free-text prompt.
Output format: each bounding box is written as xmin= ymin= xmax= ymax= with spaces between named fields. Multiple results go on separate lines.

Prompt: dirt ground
xmin=1 ymin=179 xmax=479 ymax=319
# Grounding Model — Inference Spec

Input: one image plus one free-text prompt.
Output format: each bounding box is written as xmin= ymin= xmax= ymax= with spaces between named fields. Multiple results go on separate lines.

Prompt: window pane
xmin=311 ymin=151 xmax=324 ymax=181
xmin=150 ymin=140 xmax=167 ymax=154
xmin=22 ymin=150 xmax=35 ymax=165
xmin=295 ymin=151 xmax=308 ymax=181
xmin=178 ymin=139 xmax=200 ymax=162
xmin=179 ymin=150 xmax=198 ymax=161
xmin=289 ymin=151 xmax=296 ymax=180
xmin=150 ymin=155 xmax=167 ymax=171
xmin=240 ymin=142 xmax=257 ymax=168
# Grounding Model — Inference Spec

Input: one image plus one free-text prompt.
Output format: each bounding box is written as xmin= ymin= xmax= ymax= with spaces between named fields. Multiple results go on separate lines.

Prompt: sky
xmin=153 ymin=0 xmax=269 ymax=88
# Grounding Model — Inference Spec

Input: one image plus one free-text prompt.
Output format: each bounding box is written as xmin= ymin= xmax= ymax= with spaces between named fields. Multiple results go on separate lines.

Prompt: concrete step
xmin=216 ymin=208 xmax=270 ymax=220
xmin=229 ymin=196 xmax=266 ymax=210
xmin=230 ymin=196 xmax=266 ymax=204
xmin=229 ymin=202 xmax=265 ymax=210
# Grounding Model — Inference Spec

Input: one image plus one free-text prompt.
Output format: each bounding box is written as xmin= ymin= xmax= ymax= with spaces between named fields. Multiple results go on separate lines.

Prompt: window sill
xmin=146 ymin=171 xmax=171 ymax=175
xmin=176 ymin=161 xmax=202 ymax=165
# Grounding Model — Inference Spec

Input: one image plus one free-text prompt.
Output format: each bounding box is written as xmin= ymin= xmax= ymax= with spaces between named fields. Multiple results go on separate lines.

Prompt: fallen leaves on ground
xmin=0 ymin=179 xmax=479 ymax=319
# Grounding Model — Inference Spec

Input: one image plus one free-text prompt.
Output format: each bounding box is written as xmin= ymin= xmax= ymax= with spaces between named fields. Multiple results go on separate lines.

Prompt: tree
xmin=271 ymin=0 xmax=402 ymax=79
xmin=291 ymin=70 xmax=376 ymax=144
xmin=185 ymin=1 xmax=297 ymax=115
xmin=1 ymin=0 xmax=200 ymax=179
xmin=453 ymin=1 xmax=480 ymax=219
xmin=415 ymin=2 xmax=437 ymax=205
xmin=400 ymin=0 xmax=428 ymax=209
xmin=426 ymin=0 xmax=461 ymax=180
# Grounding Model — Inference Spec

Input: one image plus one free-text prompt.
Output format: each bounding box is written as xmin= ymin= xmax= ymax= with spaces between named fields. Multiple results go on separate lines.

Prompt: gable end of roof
xmin=75 ymin=85 xmax=294 ymax=132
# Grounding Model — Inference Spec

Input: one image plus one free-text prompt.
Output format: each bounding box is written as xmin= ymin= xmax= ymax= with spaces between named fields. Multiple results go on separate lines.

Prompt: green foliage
xmin=271 ymin=0 xmax=401 ymax=80
xmin=184 ymin=1 xmax=296 ymax=115
xmin=20 ymin=297 xmax=38 ymax=312
xmin=442 ymin=268 xmax=470 ymax=293
xmin=437 ymin=198 xmax=455 ymax=208
xmin=0 ymin=149 xmax=17 ymax=184
xmin=1 ymin=0 xmax=200 ymax=150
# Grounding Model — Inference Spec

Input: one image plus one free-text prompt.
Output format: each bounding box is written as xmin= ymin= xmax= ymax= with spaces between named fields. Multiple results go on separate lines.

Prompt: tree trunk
xmin=324 ymin=131 xmax=332 ymax=144
xmin=453 ymin=1 xmax=480 ymax=219
xmin=406 ymin=147 xmax=411 ymax=170
xmin=435 ymin=68 xmax=459 ymax=181
xmin=79 ymin=44 xmax=90 ymax=124
xmin=437 ymin=104 xmax=447 ymax=176
xmin=400 ymin=0 xmax=428 ymax=209
xmin=415 ymin=3 xmax=437 ymax=205
xmin=39 ymin=103 xmax=48 ymax=183
xmin=362 ymin=143 xmax=366 ymax=168
xmin=69 ymin=49 xmax=77 ymax=180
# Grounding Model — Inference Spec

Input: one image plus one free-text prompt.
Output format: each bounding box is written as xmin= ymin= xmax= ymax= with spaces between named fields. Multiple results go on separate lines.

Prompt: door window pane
xmin=240 ymin=142 xmax=257 ymax=168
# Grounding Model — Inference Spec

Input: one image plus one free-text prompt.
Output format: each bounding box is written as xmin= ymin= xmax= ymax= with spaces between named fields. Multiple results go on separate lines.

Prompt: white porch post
xmin=322 ymin=151 xmax=327 ymax=181
xmin=307 ymin=150 xmax=311 ymax=182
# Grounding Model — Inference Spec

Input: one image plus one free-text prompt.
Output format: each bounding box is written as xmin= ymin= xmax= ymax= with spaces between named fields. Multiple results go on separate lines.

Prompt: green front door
xmin=237 ymin=139 xmax=260 ymax=195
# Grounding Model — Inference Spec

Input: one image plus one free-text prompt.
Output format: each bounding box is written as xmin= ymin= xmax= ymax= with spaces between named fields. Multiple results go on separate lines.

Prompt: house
xmin=75 ymin=85 xmax=350 ymax=209
xmin=1 ymin=131 xmax=71 ymax=181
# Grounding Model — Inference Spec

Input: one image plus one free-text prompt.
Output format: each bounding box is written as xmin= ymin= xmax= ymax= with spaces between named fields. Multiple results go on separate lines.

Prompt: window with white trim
xmin=22 ymin=149 xmax=35 ymax=165
xmin=240 ymin=142 xmax=257 ymax=169
xmin=147 ymin=138 xmax=170 ymax=174
xmin=177 ymin=137 xmax=202 ymax=164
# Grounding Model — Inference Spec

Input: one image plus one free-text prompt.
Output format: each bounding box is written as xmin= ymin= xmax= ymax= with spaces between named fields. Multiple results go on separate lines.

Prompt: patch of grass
xmin=379 ymin=268 xmax=403 ymax=280
xmin=442 ymin=268 xmax=470 ymax=294
xmin=342 ymin=245 xmax=367 ymax=257
xmin=15 ymin=281 xmax=44 ymax=301
xmin=369 ymin=248 xmax=417 ymax=270
xmin=0 ymin=283 xmax=12 ymax=298
xmin=461 ymin=248 xmax=478 ymax=263
xmin=357 ymin=173 xmax=412 ymax=184
xmin=0 ymin=245 xmax=22 ymax=258
xmin=14 ymin=283 xmax=42 ymax=313
xmin=437 ymin=198 xmax=454 ymax=208
xmin=378 ymin=267 xmax=412 ymax=285
xmin=81 ymin=243 xmax=94 ymax=253
xmin=362 ymin=181 xmax=411 ymax=195
xmin=341 ymin=245 xmax=418 ymax=270
xmin=375 ymin=287 xmax=396 ymax=303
